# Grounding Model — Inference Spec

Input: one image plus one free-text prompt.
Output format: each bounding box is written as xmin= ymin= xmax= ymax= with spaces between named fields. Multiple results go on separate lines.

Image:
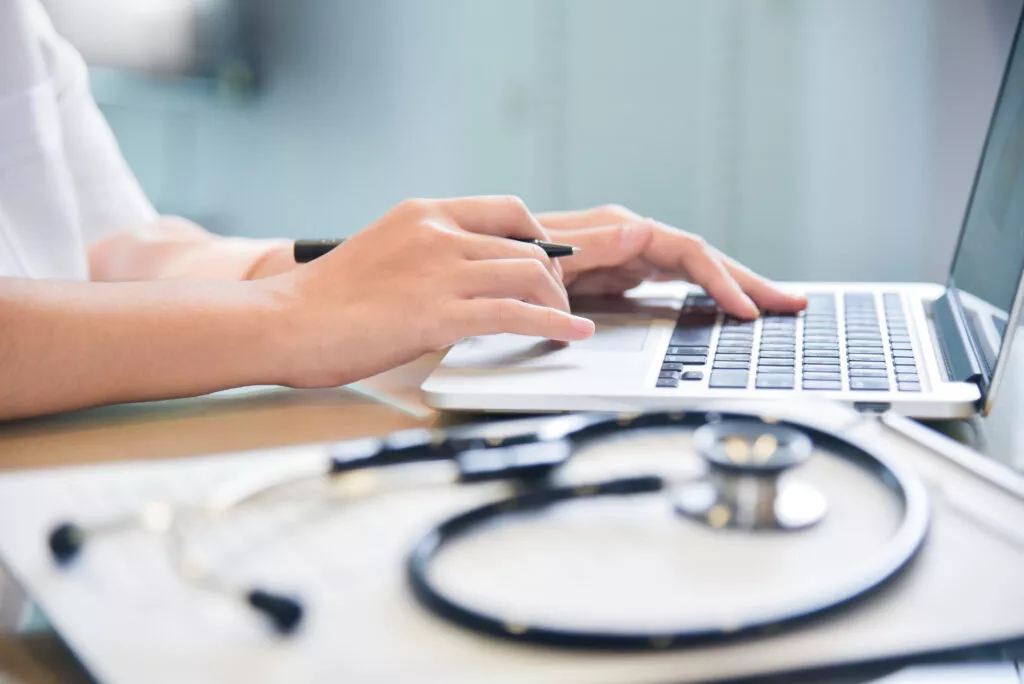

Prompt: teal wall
xmin=92 ymin=0 xmax=1022 ymax=282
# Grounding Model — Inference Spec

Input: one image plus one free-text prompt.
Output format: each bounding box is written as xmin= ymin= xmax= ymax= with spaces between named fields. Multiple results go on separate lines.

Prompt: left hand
xmin=538 ymin=205 xmax=807 ymax=319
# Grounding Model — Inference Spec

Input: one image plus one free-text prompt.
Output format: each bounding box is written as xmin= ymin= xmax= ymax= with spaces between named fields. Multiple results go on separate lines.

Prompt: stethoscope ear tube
xmin=44 ymin=411 xmax=928 ymax=645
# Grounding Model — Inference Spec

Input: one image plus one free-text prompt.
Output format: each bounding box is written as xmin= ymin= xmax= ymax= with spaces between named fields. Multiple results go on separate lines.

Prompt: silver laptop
xmin=424 ymin=14 xmax=1024 ymax=420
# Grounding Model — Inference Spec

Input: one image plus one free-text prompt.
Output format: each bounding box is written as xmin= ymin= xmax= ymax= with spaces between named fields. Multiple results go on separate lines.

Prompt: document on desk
xmin=0 ymin=402 xmax=1023 ymax=684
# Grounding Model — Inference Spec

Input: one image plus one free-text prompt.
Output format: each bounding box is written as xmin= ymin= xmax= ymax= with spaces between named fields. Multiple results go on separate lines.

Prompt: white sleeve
xmin=29 ymin=1 xmax=157 ymax=246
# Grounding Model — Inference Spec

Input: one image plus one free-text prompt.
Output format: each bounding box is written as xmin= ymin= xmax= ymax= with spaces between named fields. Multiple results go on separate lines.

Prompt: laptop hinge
xmin=931 ymin=291 xmax=987 ymax=395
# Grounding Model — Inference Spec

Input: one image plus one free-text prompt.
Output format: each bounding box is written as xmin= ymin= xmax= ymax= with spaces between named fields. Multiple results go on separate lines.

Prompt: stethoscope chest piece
xmin=671 ymin=418 xmax=827 ymax=531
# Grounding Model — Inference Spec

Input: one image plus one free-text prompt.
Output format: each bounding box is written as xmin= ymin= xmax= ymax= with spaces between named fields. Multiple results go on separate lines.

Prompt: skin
xmin=0 ymin=197 xmax=805 ymax=421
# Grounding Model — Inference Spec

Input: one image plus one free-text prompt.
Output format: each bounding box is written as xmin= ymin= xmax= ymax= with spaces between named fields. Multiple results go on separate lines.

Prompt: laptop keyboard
xmin=656 ymin=292 xmax=922 ymax=392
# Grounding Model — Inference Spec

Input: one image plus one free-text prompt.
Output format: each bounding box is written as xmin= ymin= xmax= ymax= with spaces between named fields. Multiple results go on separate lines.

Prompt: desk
xmin=1 ymin=348 xmax=1022 ymax=684
xmin=0 ymin=352 xmax=446 ymax=474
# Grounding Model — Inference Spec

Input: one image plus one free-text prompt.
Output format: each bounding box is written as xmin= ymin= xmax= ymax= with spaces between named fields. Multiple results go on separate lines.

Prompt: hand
xmin=538 ymin=205 xmax=807 ymax=319
xmin=263 ymin=197 xmax=595 ymax=388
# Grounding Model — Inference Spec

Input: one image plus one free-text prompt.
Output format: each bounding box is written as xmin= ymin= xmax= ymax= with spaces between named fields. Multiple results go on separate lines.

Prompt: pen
xmin=293 ymin=237 xmax=579 ymax=263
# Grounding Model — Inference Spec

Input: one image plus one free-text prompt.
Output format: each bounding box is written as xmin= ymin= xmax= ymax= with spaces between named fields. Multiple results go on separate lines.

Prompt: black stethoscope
xmin=46 ymin=410 xmax=929 ymax=649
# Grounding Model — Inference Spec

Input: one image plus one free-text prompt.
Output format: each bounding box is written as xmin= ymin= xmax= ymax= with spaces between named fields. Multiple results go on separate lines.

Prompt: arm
xmin=86 ymin=216 xmax=295 ymax=282
xmin=0 ymin=277 xmax=290 ymax=420
xmin=0 ymin=197 xmax=592 ymax=421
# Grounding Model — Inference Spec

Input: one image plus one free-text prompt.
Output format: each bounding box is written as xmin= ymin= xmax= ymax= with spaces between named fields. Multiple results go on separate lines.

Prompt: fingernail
xmin=571 ymin=316 xmax=595 ymax=335
xmin=742 ymin=295 xmax=759 ymax=318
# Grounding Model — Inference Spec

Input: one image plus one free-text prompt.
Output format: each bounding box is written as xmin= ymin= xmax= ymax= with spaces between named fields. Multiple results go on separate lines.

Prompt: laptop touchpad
xmin=571 ymin=314 xmax=652 ymax=352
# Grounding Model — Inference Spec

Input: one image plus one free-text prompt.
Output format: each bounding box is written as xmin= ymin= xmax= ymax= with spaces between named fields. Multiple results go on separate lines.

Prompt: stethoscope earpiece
xmin=246 ymin=589 xmax=304 ymax=635
xmin=48 ymin=522 xmax=86 ymax=565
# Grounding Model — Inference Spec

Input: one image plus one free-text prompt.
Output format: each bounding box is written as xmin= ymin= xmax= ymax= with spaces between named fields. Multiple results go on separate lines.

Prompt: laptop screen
xmin=947 ymin=14 xmax=1024 ymax=373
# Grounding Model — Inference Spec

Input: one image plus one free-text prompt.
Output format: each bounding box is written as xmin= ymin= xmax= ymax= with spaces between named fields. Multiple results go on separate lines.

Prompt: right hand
xmin=263 ymin=196 xmax=596 ymax=388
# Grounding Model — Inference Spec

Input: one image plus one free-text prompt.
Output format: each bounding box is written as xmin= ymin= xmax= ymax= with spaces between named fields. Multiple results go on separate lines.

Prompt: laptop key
xmin=850 ymin=378 xmax=890 ymax=391
xmin=659 ymin=370 xmax=680 ymax=379
xmin=802 ymin=380 xmax=842 ymax=390
xmin=847 ymin=353 xmax=886 ymax=363
xmin=715 ymin=345 xmax=753 ymax=354
xmin=669 ymin=346 xmax=709 ymax=355
xmin=664 ymin=355 xmax=708 ymax=364
xmin=760 ymin=343 xmax=796 ymax=352
xmin=758 ymin=358 xmax=795 ymax=367
xmin=715 ymin=353 xmax=752 ymax=363
xmin=802 ymin=343 xmax=840 ymax=351
xmin=898 ymin=382 xmax=922 ymax=392
xmin=656 ymin=379 xmax=679 ymax=388
xmin=846 ymin=347 xmax=884 ymax=355
xmin=713 ymin=361 xmax=750 ymax=370
xmin=803 ymin=358 xmax=840 ymax=367
xmin=681 ymin=370 xmax=704 ymax=381
xmin=756 ymin=374 xmax=795 ymax=389
xmin=891 ymin=349 xmax=915 ymax=358
xmin=710 ymin=370 xmax=749 ymax=388
xmin=803 ymin=371 xmax=842 ymax=381
xmin=803 ymin=349 xmax=840 ymax=358
xmin=849 ymin=368 xmax=888 ymax=378
xmin=670 ymin=311 xmax=716 ymax=346
xmin=803 ymin=364 xmax=841 ymax=373
xmin=847 ymin=361 xmax=885 ymax=370
xmin=661 ymin=363 xmax=685 ymax=371
xmin=895 ymin=373 xmax=919 ymax=383
xmin=758 ymin=350 xmax=795 ymax=358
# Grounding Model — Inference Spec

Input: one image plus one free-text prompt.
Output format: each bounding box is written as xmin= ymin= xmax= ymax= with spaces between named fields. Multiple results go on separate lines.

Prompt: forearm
xmin=87 ymin=217 xmax=294 ymax=282
xmin=0 ymin=277 xmax=294 ymax=420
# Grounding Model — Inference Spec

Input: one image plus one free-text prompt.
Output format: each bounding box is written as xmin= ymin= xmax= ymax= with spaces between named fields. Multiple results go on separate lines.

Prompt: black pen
xmin=293 ymin=237 xmax=579 ymax=263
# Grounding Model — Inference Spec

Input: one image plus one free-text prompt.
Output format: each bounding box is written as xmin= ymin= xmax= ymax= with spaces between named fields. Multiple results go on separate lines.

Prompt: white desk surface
xmin=0 ymin=348 xmax=1022 ymax=684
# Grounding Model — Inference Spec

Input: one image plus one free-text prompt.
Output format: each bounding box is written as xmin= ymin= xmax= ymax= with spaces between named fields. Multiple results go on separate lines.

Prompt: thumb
xmin=549 ymin=220 xmax=653 ymax=272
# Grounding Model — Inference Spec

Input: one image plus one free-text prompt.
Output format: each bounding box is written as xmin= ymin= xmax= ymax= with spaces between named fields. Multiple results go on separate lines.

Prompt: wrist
xmin=244 ymin=272 xmax=323 ymax=388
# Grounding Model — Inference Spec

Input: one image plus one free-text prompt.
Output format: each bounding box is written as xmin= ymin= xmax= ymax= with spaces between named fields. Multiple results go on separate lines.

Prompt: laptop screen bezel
xmin=944 ymin=8 xmax=1024 ymax=414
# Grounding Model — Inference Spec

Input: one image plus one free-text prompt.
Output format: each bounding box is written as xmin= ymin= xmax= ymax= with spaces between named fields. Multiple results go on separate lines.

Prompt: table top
xmin=0 ymin=352 xmax=450 ymax=683
xmin=1 ymin=345 xmax=1022 ymax=684
xmin=0 ymin=352 xmax=449 ymax=473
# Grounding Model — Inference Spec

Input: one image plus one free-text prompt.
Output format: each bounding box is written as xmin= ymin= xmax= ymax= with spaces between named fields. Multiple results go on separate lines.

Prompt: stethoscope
xmin=46 ymin=410 xmax=930 ymax=650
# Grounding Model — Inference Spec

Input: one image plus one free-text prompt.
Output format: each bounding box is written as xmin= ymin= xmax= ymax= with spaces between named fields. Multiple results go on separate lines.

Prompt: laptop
xmin=423 ymin=11 xmax=1024 ymax=420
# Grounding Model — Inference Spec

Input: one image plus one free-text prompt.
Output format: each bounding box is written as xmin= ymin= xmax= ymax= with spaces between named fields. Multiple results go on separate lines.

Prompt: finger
xmin=565 ymin=269 xmax=649 ymax=296
xmin=547 ymin=220 xmax=653 ymax=272
xmin=536 ymin=204 xmax=640 ymax=230
xmin=436 ymin=196 xmax=550 ymax=241
xmin=460 ymin=259 xmax=571 ymax=313
xmin=643 ymin=223 xmax=759 ymax=319
xmin=714 ymin=249 xmax=808 ymax=313
xmin=452 ymin=299 xmax=595 ymax=341
xmin=458 ymin=232 xmax=564 ymax=290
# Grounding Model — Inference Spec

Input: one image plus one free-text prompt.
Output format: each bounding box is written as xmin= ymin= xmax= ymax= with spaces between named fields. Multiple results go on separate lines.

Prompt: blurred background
xmin=42 ymin=0 xmax=1023 ymax=283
